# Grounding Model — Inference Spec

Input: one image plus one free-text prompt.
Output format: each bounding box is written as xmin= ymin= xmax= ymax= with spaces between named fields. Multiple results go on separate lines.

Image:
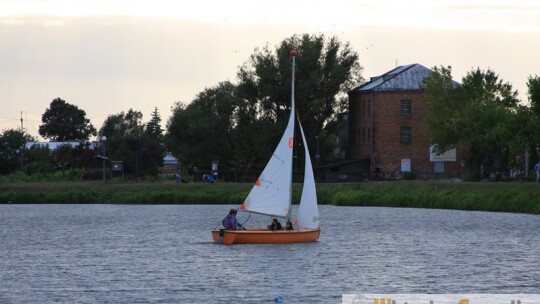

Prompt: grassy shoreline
xmin=0 ymin=181 xmax=539 ymax=214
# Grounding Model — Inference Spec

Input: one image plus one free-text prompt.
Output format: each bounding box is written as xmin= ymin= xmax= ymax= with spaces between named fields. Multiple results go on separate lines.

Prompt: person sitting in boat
xmin=285 ymin=221 xmax=293 ymax=230
xmin=267 ymin=218 xmax=282 ymax=231
xmin=222 ymin=209 xmax=244 ymax=230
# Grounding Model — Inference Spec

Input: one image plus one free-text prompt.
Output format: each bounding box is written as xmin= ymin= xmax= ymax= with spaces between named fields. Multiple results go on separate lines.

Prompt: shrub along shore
xmin=0 ymin=181 xmax=538 ymax=214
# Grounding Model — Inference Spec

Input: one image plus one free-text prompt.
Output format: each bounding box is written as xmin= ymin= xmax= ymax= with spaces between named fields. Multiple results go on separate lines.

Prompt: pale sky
xmin=1 ymin=0 xmax=540 ymax=140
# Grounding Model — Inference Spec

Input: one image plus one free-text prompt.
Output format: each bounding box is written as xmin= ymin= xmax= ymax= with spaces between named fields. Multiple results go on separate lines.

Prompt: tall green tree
xmin=527 ymin=75 xmax=540 ymax=116
xmin=424 ymin=67 xmax=520 ymax=178
xmin=142 ymin=107 xmax=165 ymax=176
xmin=39 ymin=98 xmax=96 ymax=141
xmin=166 ymin=34 xmax=362 ymax=173
xmin=146 ymin=107 xmax=163 ymax=139
xmin=100 ymin=109 xmax=164 ymax=178
xmin=234 ymin=33 xmax=362 ymax=168
xmin=0 ymin=128 xmax=34 ymax=174
xmin=525 ymin=75 xmax=540 ymax=163
xmin=100 ymin=109 xmax=143 ymax=177
xmin=167 ymin=81 xmax=237 ymax=170
xmin=422 ymin=66 xmax=463 ymax=153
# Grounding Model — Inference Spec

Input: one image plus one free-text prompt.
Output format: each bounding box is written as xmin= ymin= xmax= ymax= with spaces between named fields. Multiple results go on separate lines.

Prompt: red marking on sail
xmin=240 ymin=202 xmax=246 ymax=210
xmin=255 ymin=179 xmax=261 ymax=186
xmin=294 ymin=218 xmax=298 ymax=225
xmin=288 ymin=137 xmax=294 ymax=148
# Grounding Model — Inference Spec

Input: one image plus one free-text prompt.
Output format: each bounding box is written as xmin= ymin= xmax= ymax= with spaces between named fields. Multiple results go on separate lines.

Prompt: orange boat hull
xmin=211 ymin=228 xmax=320 ymax=244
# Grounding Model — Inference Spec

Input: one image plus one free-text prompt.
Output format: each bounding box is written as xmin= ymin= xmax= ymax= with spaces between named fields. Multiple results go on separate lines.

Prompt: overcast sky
xmin=1 ymin=0 xmax=539 ymax=140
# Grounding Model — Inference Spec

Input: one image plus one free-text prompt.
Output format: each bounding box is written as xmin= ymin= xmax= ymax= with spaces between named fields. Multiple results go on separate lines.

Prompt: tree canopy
xmin=0 ymin=128 xmax=34 ymax=174
xmin=146 ymin=107 xmax=164 ymax=139
xmin=100 ymin=108 xmax=165 ymax=178
xmin=39 ymin=98 xmax=96 ymax=141
xmin=166 ymin=81 xmax=237 ymax=169
xmin=236 ymin=34 xmax=362 ymax=163
xmin=166 ymin=33 xmax=362 ymax=171
xmin=424 ymin=66 xmax=522 ymax=179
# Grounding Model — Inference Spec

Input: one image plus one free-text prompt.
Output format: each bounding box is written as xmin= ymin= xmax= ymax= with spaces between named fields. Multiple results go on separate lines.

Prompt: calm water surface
xmin=0 ymin=204 xmax=538 ymax=303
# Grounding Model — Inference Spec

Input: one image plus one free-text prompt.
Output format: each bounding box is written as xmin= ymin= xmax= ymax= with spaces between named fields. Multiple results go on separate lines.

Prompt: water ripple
xmin=1 ymin=204 xmax=538 ymax=303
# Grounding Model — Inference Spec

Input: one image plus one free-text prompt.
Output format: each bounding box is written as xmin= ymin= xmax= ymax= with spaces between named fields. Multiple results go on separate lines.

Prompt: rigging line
xmin=239 ymin=212 xmax=251 ymax=226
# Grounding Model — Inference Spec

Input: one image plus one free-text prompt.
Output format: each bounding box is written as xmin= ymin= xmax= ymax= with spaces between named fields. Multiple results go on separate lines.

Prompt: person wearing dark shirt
xmin=222 ymin=209 xmax=243 ymax=230
xmin=285 ymin=221 xmax=293 ymax=230
xmin=267 ymin=218 xmax=282 ymax=231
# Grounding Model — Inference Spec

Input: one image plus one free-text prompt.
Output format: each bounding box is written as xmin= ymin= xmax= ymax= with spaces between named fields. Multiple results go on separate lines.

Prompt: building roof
xmin=25 ymin=141 xmax=93 ymax=150
xmin=163 ymin=152 xmax=179 ymax=165
xmin=349 ymin=63 xmax=460 ymax=93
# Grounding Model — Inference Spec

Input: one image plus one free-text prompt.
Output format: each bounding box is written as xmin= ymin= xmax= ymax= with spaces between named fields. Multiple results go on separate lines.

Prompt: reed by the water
xmin=0 ymin=180 xmax=538 ymax=214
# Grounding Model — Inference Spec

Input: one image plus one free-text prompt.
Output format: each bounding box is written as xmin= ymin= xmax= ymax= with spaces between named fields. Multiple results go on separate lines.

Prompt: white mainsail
xmin=296 ymin=119 xmax=320 ymax=229
xmin=241 ymin=50 xmax=319 ymax=229
xmin=241 ymin=96 xmax=295 ymax=218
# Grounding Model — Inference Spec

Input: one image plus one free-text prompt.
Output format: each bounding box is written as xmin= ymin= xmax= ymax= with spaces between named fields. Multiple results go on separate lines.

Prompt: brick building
xmin=347 ymin=63 xmax=463 ymax=180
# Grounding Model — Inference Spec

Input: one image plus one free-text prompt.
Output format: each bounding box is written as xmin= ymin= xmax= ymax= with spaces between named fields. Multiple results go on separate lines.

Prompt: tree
xmin=527 ymin=75 xmax=540 ymax=142
xmin=166 ymin=34 xmax=362 ymax=174
xmin=142 ymin=107 xmax=165 ymax=176
xmin=25 ymin=144 xmax=54 ymax=174
xmin=146 ymin=107 xmax=163 ymax=139
xmin=52 ymin=144 xmax=76 ymax=174
xmin=424 ymin=67 xmax=520 ymax=178
xmin=527 ymin=75 xmax=540 ymax=116
xmin=422 ymin=66 xmax=463 ymax=153
xmin=525 ymin=75 xmax=540 ymax=166
xmin=39 ymin=98 xmax=96 ymax=141
xmin=100 ymin=109 xmax=143 ymax=177
xmin=234 ymin=33 xmax=362 ymax=168
xmin=0 ymin=128 xmax=34 ymax=174
xmin=100 ymin=109 xmax=165 ymax=178
xmin=166 ymin=81 xmax=237 ymax=170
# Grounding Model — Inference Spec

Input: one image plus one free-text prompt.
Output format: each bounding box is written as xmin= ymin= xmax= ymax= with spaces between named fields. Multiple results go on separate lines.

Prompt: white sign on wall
xmin=430 ymin=145 xmax=456 ymax=162
xmin=401 ymin=158 xmax=411 ymax=172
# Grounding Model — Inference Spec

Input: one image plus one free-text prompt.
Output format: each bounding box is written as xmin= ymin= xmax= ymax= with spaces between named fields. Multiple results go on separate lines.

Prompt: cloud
xmin=1 ymin=3 xmax=539 ymax=139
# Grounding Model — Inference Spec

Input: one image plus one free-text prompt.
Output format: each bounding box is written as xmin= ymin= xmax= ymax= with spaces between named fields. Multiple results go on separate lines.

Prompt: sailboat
xmin=211 ymin=50 xmax=320 ymax=244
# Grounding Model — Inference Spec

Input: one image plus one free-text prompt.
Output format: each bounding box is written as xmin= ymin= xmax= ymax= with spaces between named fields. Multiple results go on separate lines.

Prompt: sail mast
xmin=288 ymin=50 xmax=297 ymax=220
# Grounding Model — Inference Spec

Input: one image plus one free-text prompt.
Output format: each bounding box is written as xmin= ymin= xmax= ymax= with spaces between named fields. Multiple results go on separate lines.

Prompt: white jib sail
xmin=241 ymin=103 xmax=295 ymax=218
xmin=296 ymin=119 xmax=320 ymax=229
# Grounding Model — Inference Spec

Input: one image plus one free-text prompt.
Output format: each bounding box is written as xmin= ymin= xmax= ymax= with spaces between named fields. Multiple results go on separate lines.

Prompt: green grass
xmin=0 ymin=180 xmax=539 ymax=214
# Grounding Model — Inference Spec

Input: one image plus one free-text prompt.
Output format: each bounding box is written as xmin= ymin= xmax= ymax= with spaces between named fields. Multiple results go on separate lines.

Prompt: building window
xmin=400 ymin=99 xmax=412 ymax=115
xmin=434 ymin=161 xmax=445 ymax=173
xmin=400 ymin=127 xmax=412 ymax=144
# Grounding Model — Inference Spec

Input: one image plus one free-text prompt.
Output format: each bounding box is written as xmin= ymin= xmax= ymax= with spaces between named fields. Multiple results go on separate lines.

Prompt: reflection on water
xmin=1 ymin=204 xmax=538 ymax=303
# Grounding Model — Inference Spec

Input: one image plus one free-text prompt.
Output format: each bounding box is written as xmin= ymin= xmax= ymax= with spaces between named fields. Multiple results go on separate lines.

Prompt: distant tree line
xmin=2 ymin=32 xmax=540 ymax=181
xmin=0 ymin=99 xmax=165 ymax=180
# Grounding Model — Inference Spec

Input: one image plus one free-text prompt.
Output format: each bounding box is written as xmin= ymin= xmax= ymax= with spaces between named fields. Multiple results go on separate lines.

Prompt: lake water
xmin=0 ymin=205 xmax=538 ymax=304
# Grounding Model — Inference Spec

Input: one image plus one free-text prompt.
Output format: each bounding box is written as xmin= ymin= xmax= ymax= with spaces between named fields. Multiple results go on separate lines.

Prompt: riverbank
xmin=0 ymin=181 xmax=539 ymax=214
